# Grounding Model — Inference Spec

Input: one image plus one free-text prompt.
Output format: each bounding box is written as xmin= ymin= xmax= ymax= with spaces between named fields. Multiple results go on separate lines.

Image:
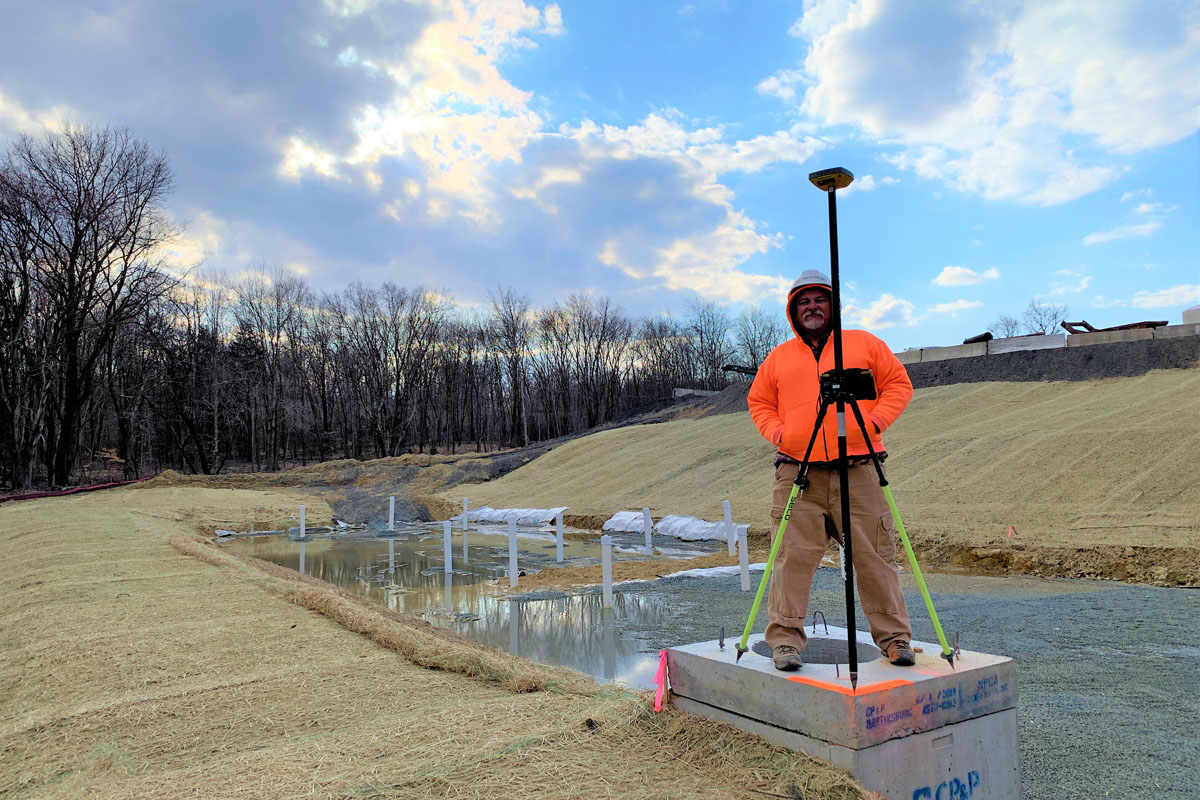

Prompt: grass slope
xmin=447 ymin=369 xmax=1200 ymax=585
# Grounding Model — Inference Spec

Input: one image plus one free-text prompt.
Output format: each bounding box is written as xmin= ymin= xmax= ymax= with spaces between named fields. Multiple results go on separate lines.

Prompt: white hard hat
xmin=789 ymin=269 xmax=831 ymax=297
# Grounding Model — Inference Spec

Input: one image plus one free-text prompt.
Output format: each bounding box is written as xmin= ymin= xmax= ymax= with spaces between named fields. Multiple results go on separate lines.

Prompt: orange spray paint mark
xmin=786 ymin=675 xmax=913 ymax=696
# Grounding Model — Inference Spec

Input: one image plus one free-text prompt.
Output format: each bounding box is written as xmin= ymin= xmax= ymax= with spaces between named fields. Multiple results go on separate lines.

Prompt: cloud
xmin=1120 ymin=188 xmax=1153 ymax=204
xmin=1082 ymin=221 xmax=1162 ymax=245
xmin=756 ymin=69 xmax=807 ymax=102
xmin=1131 ymin=284 xmax=1200 ymax=309
xmin=768 ymin=0 xmax=1200 ymax=204
xmin=932 ymin=266 xmax=999 ymax=286
xmin=845 ymin=293 xmax=917 ymax=329
xmin=0 ymin=0 xmax=848 ymax=314
xmin=0 ymin=91 xmax=78 ymax=137
xmin=1049 ymin=274 xmax=1092 ymax=295
xmin=837 ymin=173 xmax=899 ymax=196
xmin=929 ymin=299 xmax=982 ymax=316
xmin=1134 ymin=201 xmax=1177 ymax=215
xmin=542 ymin=4 xmax=564 ymax=36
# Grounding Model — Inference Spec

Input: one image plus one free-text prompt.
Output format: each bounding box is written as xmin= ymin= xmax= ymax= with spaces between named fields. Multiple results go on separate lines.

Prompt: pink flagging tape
xmin=1007 ymin=525 xmax=1015 ymax=538
xmin=653 ymin=649 xmax=669 ymax=712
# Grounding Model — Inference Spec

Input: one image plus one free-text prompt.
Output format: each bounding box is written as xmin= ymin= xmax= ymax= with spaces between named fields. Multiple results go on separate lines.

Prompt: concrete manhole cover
xmin=750 ymin=638 xmax=882 ymax=664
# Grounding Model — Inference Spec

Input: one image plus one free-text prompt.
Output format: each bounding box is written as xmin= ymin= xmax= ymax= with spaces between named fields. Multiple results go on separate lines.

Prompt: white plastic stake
xmin=299 ymin=505 xmax=306 ymax=539
xmin=555 ymin=511 xmax=565 ymax=563
xmin=723 ymin=500 xmax=735 ymax=556
xmin=462 ymin=497 xmax=469 ymax=532
xmin=642 ymin=507 xmax=653 ymax=552
xmin=601 ymin=534 xmax=614 ymax=608
xmin=388 ymin=496 xmax=395 ymax=531
xmin=738 ymin=525 xmax=750 ymax=591
xmin=443 ymin=521 xmax=453 ymax=574
xmin=508 ymin=519 xmax=519 ymax=588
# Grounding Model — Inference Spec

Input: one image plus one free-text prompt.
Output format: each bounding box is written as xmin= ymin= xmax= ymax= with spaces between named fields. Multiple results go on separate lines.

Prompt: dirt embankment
xmin=142 ymin=447 xmax=555 ymax=525
xmin=443 ymin=368 xmax=1200 ymax=587
xmin=0 ymin=487 xmax=872 ymax=799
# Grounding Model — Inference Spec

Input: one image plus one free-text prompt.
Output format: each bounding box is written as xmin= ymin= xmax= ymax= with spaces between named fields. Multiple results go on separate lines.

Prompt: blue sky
xmin=1 ymin=0 xmax=1196 ymax=350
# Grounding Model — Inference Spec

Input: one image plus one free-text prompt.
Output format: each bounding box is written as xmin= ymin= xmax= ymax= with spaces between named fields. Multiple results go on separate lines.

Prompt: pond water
xmin=221 ymin=522 xmax=718 ymax=689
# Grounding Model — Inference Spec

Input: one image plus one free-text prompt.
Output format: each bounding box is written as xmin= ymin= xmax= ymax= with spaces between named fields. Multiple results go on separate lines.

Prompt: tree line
xmin=0 ymin=126 xmax=787 ymax=489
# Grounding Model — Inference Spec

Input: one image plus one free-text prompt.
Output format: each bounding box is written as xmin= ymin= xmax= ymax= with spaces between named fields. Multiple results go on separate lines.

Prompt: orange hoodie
xmin=747 ymin=329 xmax=913 ymax=462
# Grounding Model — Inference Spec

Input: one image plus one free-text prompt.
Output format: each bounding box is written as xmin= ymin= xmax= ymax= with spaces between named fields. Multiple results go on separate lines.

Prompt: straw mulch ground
xmin=444 ymin=369 xmax=1200 ymax=586
xmin=0 ymin=487 xmax=872 ymax=799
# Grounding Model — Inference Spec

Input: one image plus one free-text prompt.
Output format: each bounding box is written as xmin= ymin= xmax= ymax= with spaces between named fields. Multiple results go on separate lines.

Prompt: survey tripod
xmin=735 ymin=168 xmax=956 ymax=688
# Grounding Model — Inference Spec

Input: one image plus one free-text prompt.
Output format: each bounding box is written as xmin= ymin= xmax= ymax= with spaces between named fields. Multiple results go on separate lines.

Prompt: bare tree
xmin=0 ymin=126 xmax=176 ymax=486
xmin=988 ymin=313 xmax=1022 ymax=338
xmin=685 ymin=298 xmax=734 ymax=390
xmin=734 ymin=305 xmax=786 ymax=372
xmin=490 ymin=287 xmax=533 ymax=447
xmin=1022 ymin=300 xmax=1070 ymax=335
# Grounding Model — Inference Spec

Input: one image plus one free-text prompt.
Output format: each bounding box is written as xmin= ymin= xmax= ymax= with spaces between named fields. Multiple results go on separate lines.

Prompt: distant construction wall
xmin=897 ymin=323 xmax=1200 ymax=365
xmin=899 ymin=326 xmax=1200 ymax=388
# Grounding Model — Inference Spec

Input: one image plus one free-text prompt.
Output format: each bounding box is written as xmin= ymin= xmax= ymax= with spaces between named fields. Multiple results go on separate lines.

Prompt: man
xmin=747 ymin=268 xmax=916 ymax=671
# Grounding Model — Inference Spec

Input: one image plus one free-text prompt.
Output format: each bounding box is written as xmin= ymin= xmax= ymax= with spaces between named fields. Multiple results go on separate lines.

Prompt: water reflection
xmin=222 ymin=524 xmax=704 ymax=689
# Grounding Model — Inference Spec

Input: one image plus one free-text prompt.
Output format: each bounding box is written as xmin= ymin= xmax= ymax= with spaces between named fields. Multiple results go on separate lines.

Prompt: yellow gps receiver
xmin=808 ymin=167 xmax=854 ymax=192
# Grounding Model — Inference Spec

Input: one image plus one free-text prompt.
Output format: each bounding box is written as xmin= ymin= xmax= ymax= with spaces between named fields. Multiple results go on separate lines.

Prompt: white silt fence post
xmin=508 ymin=519 xmax=519 ymax=589
xmin=724 ymin=500 xmax=735 ymax=556
xmin=299 ymin=505 xmax=306 ymax=539
xmin=555 ymin=511 xmax=564 ymax=563
xmin=462 ymin=498 xmax=469 ymax=532
xmin=738 ymin=525 xmax=750 ymax=591
xmin=601 ymin=534 xmax=614 ymax=608
xmin=443 ymin=521 xmax=453 ymax=574
xmin=642 ymin=507 xmax=653 ymax=552
xmin=388 ymin=496 xmax=395 ymax=531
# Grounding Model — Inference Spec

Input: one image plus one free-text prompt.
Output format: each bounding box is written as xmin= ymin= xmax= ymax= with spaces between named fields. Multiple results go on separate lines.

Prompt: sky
xmin=1 ymin=0 xmax=1197 ymax=350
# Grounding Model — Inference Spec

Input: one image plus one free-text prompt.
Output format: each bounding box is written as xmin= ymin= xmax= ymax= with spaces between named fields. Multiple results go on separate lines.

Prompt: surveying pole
xmin=809 ymin=167 xmax=861 ymax=689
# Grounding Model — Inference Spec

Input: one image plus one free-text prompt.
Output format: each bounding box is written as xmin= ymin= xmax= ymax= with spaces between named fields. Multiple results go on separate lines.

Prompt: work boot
xmin=772 ymin=644 xmax=803 ymax=671
xmin=886 ymin=640 xmax=916 ymax=666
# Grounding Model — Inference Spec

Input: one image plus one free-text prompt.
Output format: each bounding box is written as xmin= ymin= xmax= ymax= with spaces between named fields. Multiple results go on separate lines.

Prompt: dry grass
xmin=0 ymin=486 xmax=873 ymax=799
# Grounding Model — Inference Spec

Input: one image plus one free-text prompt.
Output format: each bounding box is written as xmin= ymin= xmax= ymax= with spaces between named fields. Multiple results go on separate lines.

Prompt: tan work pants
xmin=765 ymin=460 xmax=911 ymax=653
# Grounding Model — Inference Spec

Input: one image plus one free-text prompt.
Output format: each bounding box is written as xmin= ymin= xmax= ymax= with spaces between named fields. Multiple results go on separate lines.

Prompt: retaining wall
xmin=901 ymin=332 xmax=1200 ymax=389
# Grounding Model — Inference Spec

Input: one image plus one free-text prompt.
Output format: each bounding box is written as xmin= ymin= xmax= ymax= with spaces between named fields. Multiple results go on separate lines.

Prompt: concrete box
xmin=987 ymin=334 xmax=1065 ymax=353
xmin=1066 ymin=328 xmax=1154 ymax=347
xmin=1153 ymin=323 xmax=1200 ymax=339
xmin=916 ymin=342 xmax=987 ymax=363
xmin=668 ymin=628 xmax=1019 ymax=799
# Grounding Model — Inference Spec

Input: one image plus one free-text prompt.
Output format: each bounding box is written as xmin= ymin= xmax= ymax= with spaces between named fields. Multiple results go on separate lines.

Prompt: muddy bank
xmin=912 ymin=542 xmax=1200 ymax=586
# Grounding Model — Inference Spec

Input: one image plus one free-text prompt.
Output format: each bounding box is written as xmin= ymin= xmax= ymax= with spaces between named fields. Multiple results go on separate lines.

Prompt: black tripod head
xmin=819 ymin=368 xmax=877 ymax=404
